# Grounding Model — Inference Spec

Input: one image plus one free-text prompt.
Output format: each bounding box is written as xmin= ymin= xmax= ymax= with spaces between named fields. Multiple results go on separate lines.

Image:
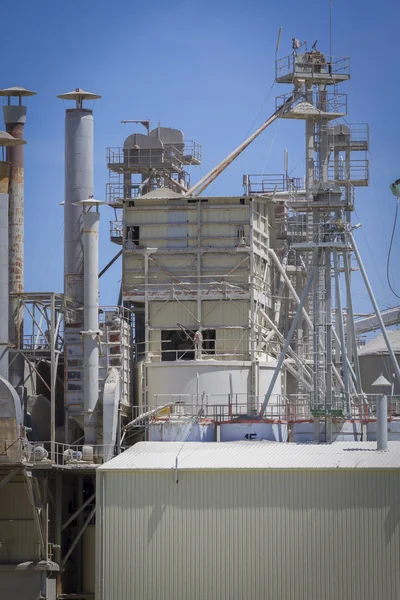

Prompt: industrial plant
xmin=0 ymin=36 xmax=400 ymax=600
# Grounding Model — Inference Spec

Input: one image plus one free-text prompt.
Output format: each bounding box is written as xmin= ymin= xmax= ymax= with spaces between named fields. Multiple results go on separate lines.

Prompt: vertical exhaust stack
xmin=0 ymin=133 xmax=25 ymax=452
xmin=57 ymin=89 xmax=101 ymax=307
xmin=0 ymin=87 xmax=36 ymax=391
xmin=79 ymin=199 xmax=104 ymax=448
xmin=58 ymin=89 xmax=101 ymax=449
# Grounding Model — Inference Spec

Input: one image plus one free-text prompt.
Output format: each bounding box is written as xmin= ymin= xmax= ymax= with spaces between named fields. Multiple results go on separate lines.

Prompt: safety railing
xmin=106 ymin=182 xmax=142 ymax=205
xmin=127 ymin=394 xmax=288 ymax=427
xmin=98 ymin=304 xmax=132 ymax=324
xmin=310 ymin=391 xmax=346 ymax=417
xmin=24 ymin=441 xmax=118 ymax=465
xmin=327 ymin=123 xmax=370 ymax=149
xmin=22 ymin=334 xmax=52 ymax=351
xmin=124 ymin=278 xmax=251 ymax=302
xmin=182 ymin=141 xmax=202 ymax=165
xmin=247 ymin=174 xmax=304 ymax=195
xmin=110 ymin=221 xmax=123 ymax=242
xmin=314 ymin=159 xmax=369 ymax=186
xmin=107 ymin=146 xmax=184 ymax=172
xmin=134 ymin=339 xmax=250 ymax=362
xmin=276 ymin=53 xmax=350 ymax=82
xmin=287 ymin=220 xmax=350 ymax=246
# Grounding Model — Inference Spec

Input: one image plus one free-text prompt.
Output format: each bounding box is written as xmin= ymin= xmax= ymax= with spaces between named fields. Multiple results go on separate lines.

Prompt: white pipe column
xmin=372 ymin=375 xmax=391 ymax=452
xmin=82 ymin=208 xmax=100 ymax=445
xmin=64 ymin=110 xmax=93 ymax=305
xmin=58 ymin=89 xmax=101 ymax=307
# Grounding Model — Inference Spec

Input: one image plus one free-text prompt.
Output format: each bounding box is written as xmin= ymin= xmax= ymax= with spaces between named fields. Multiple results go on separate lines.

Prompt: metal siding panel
xmin=99 ymin=469 xmax=400 ymax=600
xmin=202 ymin=300 xmax=248 ymax=327
xmin=216 ymin=327 xmax=248 ymax=357
xmin=149 ymin=302 xmax=197 ymax=328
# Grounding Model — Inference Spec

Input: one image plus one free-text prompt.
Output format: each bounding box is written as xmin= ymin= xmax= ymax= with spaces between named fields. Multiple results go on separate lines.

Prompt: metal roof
xmin=358 ymin=329 xmax=400 ymax=356
xmin=99 ymin=441 xmax=400 ymax=472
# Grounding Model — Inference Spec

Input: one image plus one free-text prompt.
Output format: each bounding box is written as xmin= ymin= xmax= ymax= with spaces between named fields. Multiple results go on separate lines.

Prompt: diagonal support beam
xmin=0 ymin=468 xmax=18 ymax=490
xmin=260 ymin=267 xmax=314 ymax=417
xmin=61 ymin=505 xmax=96 ymax=567
xmin=62 ymin=492 xmax=96 ymax=532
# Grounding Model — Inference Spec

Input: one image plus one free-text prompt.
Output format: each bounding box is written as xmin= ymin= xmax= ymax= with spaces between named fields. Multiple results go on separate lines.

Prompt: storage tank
xmin=145 ymin=361 xmax=282 ymax=413
xmin=220 ymin=421 xmax=287 ymax=442
xmin=148 ymin=418 xmax=216 ymax=442
xmin=367 ymin=419 xmax=400 ymax=441
xmin=293 ymin=420 xmax=361 ymax=443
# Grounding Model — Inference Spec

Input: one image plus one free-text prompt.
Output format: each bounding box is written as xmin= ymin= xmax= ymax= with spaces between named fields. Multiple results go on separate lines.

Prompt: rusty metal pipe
xmin=3 ymin=107 xmax=26 ymax=390
xmin=0 ymin=161 xmax=10 ymax=382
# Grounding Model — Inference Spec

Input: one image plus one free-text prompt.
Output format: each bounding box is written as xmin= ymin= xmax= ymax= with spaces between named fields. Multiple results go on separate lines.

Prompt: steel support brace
xmin=62 ymin=492 xmax=96 ymax=532
xmin=61 ymin=506 xmax=96 ymax=568
xmin=260 ymin=267 xmax=314 ymax=417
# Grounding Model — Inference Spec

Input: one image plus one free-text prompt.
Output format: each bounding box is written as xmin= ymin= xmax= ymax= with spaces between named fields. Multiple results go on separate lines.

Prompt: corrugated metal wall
xmin=0 ymin=479 xmax=39 ymax=562
xmin=97 ymin=469 xmax=400 ymax=600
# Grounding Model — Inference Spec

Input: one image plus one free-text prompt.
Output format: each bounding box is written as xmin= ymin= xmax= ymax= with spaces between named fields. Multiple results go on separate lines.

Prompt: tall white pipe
xmin=372 ymin=375 xmax=391 ymax=452
xmin=82 ymin=209 xmax=100 ymax=445
xmin=376 ymin=393 xmax=388 ymax=452
xmin=64 ymin=109 xmax=94 ymax=305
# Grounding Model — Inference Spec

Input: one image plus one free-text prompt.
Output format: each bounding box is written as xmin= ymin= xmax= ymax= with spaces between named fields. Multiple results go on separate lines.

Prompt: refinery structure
xmin=0 ymin=38 xmax=400 ymax=600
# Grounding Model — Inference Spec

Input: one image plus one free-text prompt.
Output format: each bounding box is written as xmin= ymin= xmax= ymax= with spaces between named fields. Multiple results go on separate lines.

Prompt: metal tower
xmin=254 ymin=43 xmax=372 ymax=434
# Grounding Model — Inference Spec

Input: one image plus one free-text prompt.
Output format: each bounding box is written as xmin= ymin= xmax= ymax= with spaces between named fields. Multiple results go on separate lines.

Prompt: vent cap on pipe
xmin=76 ymin=198 xmax=106 ymax=206
xmin=371 ymin=374 xmax=392 ymax=390
xmin=76 ymin=197 xmax=107 ymax=213
xmin=0 ymin=86 xmax=36 ymax=97
xmin=371 ymin=374 xmax=392 ymax=397
xmin=57 ymin=88 xmax=101 ymax=110
xmin=57 ymin=88 xmax=101 ymax=101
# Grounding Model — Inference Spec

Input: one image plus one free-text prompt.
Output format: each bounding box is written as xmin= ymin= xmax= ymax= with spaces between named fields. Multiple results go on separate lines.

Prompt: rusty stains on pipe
xmin=5 ymin=118 xmax=25 ymax=387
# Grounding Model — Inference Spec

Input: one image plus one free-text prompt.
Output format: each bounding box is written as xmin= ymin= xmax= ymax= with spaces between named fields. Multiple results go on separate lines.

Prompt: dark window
xmin=161 ymin=329 xmax=194 ymax=361
xmin=202 ymin=330 xmax=216 ymax=354
xmin=161 ymin=329 xmax=216 ymax=361
xmin=126 ymin=226 xmax=140 ymax=245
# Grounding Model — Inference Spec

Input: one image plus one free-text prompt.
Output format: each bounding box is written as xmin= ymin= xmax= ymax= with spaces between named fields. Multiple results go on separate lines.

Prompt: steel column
xmin=64 ymin=108 xmax=94 ymax=307
xmin=376 ymin=393 xmax=388 ymax=451
xmin=82 ymin=210 xmax=100 ymax=445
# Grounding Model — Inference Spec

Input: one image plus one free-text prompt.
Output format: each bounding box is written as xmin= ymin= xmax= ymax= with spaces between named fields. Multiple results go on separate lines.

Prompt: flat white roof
xmin=98 ymin=441 xmax=400 ymax=472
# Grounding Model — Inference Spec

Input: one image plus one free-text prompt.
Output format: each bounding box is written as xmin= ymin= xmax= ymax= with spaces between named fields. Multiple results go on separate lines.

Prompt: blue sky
xmin=1 ymin=0 xmax=400 ymax=316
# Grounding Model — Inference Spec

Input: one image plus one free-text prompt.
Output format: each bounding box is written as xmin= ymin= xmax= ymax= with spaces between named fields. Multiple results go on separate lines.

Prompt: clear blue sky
xmin=1 ymin=0 xmax=399 ymax=316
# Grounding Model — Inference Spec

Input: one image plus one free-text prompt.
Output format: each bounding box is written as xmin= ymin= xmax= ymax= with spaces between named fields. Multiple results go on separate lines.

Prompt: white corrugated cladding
xmin=96 ymin=442 xmax=400 ymax=600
